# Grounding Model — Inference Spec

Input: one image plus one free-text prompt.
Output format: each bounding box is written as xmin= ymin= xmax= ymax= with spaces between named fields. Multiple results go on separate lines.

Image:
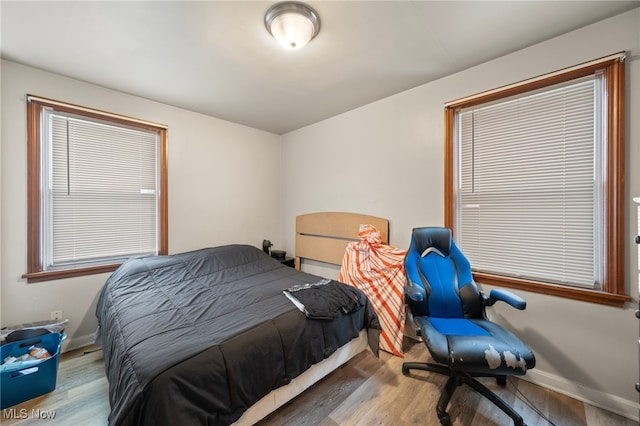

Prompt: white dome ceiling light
xmin=265 ymin=2 xmax=320 ymax=50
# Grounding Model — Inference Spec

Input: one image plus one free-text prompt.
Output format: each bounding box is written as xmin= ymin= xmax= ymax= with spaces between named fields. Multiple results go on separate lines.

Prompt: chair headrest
xmin=410 ymin=227 xmax=452 ymax=257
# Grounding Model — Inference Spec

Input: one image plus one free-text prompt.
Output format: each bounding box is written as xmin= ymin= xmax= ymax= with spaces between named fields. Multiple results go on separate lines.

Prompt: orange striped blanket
xmin=339 ymin=224 xmax=407 ymax=357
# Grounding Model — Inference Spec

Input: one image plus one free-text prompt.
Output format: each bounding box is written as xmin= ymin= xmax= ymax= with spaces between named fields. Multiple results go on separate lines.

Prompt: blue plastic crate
xmin=0 ymin=332 xmax=63 ymax=409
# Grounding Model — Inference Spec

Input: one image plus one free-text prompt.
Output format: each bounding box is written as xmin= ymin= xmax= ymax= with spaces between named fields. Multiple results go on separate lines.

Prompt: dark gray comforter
xmin=95 ymin=244 xmax=380 ymax=426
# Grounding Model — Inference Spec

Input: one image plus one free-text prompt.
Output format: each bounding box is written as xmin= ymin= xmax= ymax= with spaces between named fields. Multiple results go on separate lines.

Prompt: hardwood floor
xmin=258 ymin=340 xmax=637 ymax=426
xmin=1 ymin=339 xmax=636 ymax=425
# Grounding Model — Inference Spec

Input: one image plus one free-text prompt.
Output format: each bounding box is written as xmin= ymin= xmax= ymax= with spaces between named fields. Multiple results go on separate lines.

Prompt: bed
xmin=95 ymin=213 xmax=384 ymax=426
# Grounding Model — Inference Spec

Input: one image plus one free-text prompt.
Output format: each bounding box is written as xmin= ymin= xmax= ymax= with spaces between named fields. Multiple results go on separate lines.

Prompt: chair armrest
xmin=404 ymin=283 xmax=426 ymax=302
xmin=485 ymin=288 xmax=527 ymax=310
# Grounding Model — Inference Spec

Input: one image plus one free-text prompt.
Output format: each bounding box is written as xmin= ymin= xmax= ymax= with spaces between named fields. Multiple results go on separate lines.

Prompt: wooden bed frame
xmin=295 ymin=212 xmax=389 ymax=269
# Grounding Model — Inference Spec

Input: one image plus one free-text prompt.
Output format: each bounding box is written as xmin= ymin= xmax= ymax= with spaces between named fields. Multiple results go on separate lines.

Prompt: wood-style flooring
xmin=1 ymin=339 xmax=637 ymax=425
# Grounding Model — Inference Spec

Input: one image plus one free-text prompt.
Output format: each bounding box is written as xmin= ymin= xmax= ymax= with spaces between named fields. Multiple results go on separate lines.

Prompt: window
xmin=23 ymin=96 xmax=168 ymax=283
xmin=445 ymin=53 xmax=628 ymax=307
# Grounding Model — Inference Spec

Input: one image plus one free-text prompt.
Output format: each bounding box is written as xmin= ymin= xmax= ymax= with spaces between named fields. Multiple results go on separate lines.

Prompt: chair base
xmin=402 ymin=362 xmax=525 ymax=426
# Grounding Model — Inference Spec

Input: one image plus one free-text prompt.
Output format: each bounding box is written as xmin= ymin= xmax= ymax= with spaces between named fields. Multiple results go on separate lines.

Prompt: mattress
xmin=95 ymin=244 xmax=380 ymax=426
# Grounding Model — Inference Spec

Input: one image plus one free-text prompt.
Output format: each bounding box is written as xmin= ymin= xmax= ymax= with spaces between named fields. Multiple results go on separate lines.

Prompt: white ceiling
xmin=2 ymin=1 xmax=639 ymax=135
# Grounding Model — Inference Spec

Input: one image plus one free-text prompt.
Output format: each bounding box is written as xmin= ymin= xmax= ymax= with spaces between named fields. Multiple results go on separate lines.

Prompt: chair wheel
xmin=496 ymin=376 xmax=507 ymax=386
xmin=438 ymin=413 xmax=451 ymax=426
xmin=402 ymin=365 xmax=410 ymax=375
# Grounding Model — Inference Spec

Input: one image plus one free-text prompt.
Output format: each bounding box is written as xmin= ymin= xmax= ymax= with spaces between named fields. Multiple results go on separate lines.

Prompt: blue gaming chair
xmin=402 ymin=227 xmax=535 ymax=426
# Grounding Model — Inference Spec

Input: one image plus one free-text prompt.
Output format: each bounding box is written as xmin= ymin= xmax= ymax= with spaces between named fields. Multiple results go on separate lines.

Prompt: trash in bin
xmin=0 ymin=332 xmax=66 ymax=409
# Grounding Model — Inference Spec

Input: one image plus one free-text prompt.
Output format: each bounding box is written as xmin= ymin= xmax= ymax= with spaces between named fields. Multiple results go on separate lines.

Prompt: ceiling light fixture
xmin=265 ymin=2 xmax=320 ymax=50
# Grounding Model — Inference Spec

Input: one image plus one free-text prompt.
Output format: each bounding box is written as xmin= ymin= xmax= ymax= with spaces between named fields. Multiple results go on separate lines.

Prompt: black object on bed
xmin=95 ymin=244 xmax=380 ymax=426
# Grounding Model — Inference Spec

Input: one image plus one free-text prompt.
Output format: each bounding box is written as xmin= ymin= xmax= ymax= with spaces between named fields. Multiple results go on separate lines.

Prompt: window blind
xmin=456 ymin=77 xmax=602 ymax=288
xmin=44 ymin=111 xmax=159 ymax=268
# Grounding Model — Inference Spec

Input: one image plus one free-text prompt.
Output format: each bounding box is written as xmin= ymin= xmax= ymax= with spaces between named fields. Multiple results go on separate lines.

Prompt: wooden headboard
xmin=295 ymin=212 xmax=389 ymax=269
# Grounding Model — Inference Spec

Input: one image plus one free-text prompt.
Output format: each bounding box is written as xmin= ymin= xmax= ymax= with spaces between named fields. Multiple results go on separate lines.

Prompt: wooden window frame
xmin=444 ymin=55 xmax=629 ymax=307
xmin=23 ymin=96 xmax=168 ymax=283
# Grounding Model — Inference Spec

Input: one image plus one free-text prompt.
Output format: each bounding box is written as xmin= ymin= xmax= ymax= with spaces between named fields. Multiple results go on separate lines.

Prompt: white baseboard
xmin=60 ymin=333 xmax=97 ymax=353
xmin=523 ymin=369 xmax=640 ymax=422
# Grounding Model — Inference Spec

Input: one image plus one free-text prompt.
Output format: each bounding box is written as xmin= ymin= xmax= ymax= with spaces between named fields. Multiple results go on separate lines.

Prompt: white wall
xmin=0 ymin=60 xmax=281 ymax=349
xmin=280 ymin=9 xmax=640 ymax=420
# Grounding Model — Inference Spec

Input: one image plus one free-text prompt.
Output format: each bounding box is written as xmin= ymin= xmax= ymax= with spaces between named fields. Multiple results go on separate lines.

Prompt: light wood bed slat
xmin=295 ymin=212 xmax=389 ymax=269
